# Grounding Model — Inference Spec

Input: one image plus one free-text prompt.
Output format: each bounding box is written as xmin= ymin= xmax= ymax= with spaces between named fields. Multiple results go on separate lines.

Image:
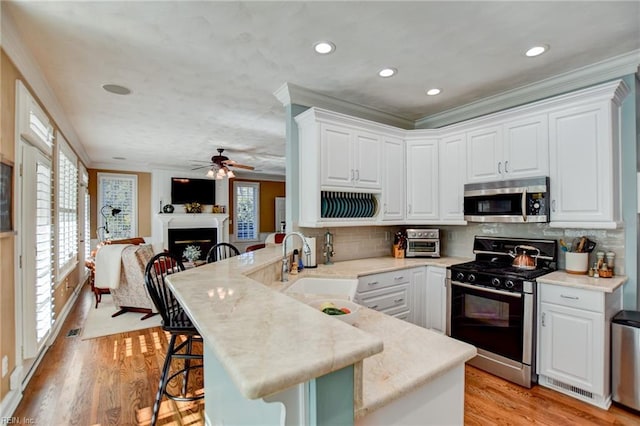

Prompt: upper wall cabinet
xmin=381 ymin=136 xmax=405 ymax=222
xmin=439 ymin=132 xmax=467 ymax=223
xmin=466 ymin=114 xmax=548 ymax=184
xmin=295 ymin=108 xmax=397 ymax=227
xmin=547 ymin=81 xmax=629 ymax=228
xmin=406 ymin=138 xmax=439 ymax=221
xmin=320 ymin=123 xmax=382 ymax=190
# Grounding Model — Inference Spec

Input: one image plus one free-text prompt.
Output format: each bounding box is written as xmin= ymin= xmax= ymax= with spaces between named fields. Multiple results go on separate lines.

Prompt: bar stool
xmin=144 ymin=252 xmax=203 ymax=426
xmin=206 ymin=242 xmax=240 ymax=263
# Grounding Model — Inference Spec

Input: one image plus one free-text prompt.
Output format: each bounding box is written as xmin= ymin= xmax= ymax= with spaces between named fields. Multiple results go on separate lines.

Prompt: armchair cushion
xmin=110 ymin=244 xmax=156 ymax=311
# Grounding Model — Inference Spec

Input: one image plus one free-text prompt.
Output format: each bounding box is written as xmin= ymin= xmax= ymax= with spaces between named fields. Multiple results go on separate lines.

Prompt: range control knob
xmin=491 ymin=277 xmax=501 ymax=287
xmin=456 ymin=272 xmax=465 ymax=282
xmin=467 ymin=274 xmax=476 ymax=283
xmin=505 ymin=280 xmax=515 ymax=289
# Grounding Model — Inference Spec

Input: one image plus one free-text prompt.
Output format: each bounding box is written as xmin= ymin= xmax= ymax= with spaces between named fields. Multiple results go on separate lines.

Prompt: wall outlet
xmin=2 ymin=355 xmax=8 ymax=378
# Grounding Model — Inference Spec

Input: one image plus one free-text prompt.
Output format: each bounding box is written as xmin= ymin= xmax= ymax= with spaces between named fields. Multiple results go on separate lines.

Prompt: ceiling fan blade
xmin=223 ymin=159 xmax=255 ymax=170
xmin=191 ymin=165 xmax=211 ymax=170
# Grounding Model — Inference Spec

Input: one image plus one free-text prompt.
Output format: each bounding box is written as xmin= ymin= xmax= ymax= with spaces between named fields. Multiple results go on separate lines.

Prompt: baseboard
xmin=0 ymin=389 xmax=23 ymax=420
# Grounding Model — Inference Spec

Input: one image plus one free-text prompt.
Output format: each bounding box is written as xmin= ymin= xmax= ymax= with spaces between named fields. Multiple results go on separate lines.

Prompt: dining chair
xmin=206 ymin=242 xmax=240 ymax=263
xmin=144 ymin=252 xmax=203 ymax=426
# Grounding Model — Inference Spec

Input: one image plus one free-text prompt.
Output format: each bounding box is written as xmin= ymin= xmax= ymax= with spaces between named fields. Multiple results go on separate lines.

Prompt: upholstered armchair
xmin=110 ymin=244 xmax=157 ymax=319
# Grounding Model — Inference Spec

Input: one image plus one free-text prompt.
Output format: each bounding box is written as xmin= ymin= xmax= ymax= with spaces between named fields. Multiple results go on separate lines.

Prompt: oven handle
xmin=451 ymin=281 xmax=522 ymax=299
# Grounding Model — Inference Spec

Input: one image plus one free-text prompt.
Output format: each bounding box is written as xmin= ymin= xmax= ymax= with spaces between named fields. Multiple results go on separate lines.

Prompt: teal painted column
xmin=285 ymin=103 xmax=310 ymax=231
xmin=620 ymin=74 xmax=638 ymax=310
xmin=308 ymin=365 xmax=355 ymax=426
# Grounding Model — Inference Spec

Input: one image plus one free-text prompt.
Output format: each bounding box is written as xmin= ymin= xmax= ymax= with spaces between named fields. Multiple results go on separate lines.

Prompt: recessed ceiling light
xmin=426 ymin=88 xmax=441 ymax=96
xmin=112 ymin=156 xmax=127 ymax=160
xmin=378 ymin=68 xmax=397 ymax=78
xmin=313 ymin=41 xmax=335 ymax=54
xmin=525 ymin=45 xmax=549 ymax=57
xmin=102 ymin=84 xmax=131 ymax=95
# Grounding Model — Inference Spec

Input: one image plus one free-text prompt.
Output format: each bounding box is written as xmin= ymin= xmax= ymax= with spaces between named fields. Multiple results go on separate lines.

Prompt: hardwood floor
xmin=13 ymin=284 xmax=640 ymax=425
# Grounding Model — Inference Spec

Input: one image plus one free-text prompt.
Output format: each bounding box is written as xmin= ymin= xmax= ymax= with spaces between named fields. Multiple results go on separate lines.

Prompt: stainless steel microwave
xmin=463 ymin=176 xmax=549 ymax=223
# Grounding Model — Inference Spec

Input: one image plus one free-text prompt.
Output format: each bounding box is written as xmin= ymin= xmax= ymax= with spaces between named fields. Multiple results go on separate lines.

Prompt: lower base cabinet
xmin=355 ymin=266 xmax=446 ymax=332
xmin=537 ymin=283 xmax=622 ymax=409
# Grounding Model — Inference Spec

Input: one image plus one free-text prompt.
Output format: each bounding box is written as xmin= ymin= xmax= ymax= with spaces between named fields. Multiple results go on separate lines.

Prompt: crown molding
xmin=415 ymin=49 xmax=640 ymax=129
xmin=274 ymin=82 xmax=414 ymax=129
xmin=1 ymin=8 xmax=92 ymax=166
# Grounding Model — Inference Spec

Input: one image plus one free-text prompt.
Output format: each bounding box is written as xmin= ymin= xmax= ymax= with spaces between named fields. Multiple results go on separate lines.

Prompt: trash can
xmin=612 ymin=310 xmax=640 ymax=411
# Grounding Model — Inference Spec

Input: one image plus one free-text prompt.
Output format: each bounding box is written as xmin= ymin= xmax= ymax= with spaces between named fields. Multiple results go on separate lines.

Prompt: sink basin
xmin=284 ymin=277 xmax=358 ymax=300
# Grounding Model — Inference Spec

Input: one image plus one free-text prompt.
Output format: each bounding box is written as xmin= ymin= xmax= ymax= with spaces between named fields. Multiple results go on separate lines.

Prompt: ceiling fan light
xmin=206 ymin=169 xmax=215 ymax=178
xmin=227 ymin=169 xmax=235 ymax=178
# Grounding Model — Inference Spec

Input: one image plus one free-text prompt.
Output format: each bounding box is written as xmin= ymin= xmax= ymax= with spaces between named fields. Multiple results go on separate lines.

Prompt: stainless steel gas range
xmin=447 ymin=236 xmax=557 ymax=388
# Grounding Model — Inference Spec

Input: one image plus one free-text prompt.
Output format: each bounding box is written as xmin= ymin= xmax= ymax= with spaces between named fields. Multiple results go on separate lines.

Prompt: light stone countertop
xmin=167 ymin=245 xmax=476 ymax=413
xmin=537 ymin=270 xmax=628 ymax=293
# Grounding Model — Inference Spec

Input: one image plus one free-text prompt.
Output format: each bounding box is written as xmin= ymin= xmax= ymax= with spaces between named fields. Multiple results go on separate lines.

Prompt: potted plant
xmin=182 ymin=245 xmax=201 ymax=264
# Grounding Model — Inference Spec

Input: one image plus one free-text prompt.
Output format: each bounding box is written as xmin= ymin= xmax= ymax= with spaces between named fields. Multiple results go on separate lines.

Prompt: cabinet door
xmin=406 ymin=139 xmax=439 ymax=221
xmin=538 ymin=302 xmax=603 ymax=394
xmin=353 ymin=130 xmax=382 ymax=189
xmin=439 ymin=133 xmax=466 ymax=222
xmin=466 ymin=125 xmax=502 ymax=183
xmin=320 ymin=123 xmax=354 ymax=188
xmin=548 ymin=103 xmax=612 ymax=224
xmin=381 ymin=136 xmax=405 ymax=220
xmin=409 ymin=267 xmax=427 ymax=327
xmin=426 ymin=267 xmax=446 ymax=333
xmin=503 ymin=114 xmax=549 ymax=179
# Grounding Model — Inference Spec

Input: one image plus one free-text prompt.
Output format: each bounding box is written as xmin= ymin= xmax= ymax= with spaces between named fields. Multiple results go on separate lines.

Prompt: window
xmin=80 ymin=166 xmax=90 ymax=261
xmin=234 ymin=181 xmax=260 ymax=241
xmin=56 ymin=133 xmax=78 ymax=279
xmin=97 ymin=173 xmax=137 ymax=240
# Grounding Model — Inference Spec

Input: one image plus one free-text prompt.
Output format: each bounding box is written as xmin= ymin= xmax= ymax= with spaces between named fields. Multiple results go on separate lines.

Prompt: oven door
xmin=406 ymin=239 xmax=439 ymax=257
xmin=449 ymin=281 xmax=526 ymax=363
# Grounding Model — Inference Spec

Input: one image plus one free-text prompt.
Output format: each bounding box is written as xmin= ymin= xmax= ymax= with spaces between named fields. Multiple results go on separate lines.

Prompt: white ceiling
xmin=4 ymin=1 xmax=640 ymax=176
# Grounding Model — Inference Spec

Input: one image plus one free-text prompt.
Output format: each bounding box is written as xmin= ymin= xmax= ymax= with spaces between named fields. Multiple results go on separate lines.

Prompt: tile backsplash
xmin=297 ymin=223 xmax=626 ymax=274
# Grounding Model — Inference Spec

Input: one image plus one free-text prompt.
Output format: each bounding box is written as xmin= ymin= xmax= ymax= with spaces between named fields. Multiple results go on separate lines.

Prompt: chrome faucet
xmin=281 ymin=232 xmax=311 ymax=282
xmin=323 ymin=230 xmax=334 ymax=265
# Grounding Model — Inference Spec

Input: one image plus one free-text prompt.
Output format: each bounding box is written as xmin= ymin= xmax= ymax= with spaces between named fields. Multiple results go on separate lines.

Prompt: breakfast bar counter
xmin=166 ymin=245 xmax=475 ymax=425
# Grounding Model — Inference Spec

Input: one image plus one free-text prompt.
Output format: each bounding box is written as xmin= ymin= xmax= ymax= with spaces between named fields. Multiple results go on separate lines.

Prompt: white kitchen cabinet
xmin=466 ymin=115 xmax=548 ymax=184
xmin=411 ymin=267 xmax=427 ymax=328
xmin=356 ymin=268 xmax=425 ymax=325
xmin=425 ymin=266 xmax=447 ymax=334
xmin=406 ymin=138 xmax=439 ymax=221
xmin=320 ymin=123 xmax=382 ymax=190
xmin=537 ymin=282 xmax=622 ymax=409
xmin=548 ymin=80 xmax=628 ymax=228
xmin=466 ymin=124 xmax=502 ymax=183
xmin=381 ymin=136 xmax=405 ymax=221
xmin=439 ymin=133 xmax=466 ymax=223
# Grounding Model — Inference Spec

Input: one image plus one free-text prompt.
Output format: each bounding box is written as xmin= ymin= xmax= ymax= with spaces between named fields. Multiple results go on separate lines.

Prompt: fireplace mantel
xmin=157 ymin=213 xmax=229 ymax=251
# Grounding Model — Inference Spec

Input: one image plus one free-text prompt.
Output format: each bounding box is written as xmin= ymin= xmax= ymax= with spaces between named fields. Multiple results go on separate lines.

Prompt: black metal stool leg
xmin=152 ymin=333 xmax=177 ymax=426
xmin=182 ymin=336 xmax=193 ymax=397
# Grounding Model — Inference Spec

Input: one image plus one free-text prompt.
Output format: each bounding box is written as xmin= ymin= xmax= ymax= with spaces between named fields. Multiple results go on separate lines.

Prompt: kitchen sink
xmin=284 ymin=277 xmax=358 ymax=300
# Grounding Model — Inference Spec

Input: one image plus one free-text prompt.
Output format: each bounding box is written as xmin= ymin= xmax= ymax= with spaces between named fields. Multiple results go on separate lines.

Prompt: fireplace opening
xmin=168 ymin=227 xmax=217 ymax=261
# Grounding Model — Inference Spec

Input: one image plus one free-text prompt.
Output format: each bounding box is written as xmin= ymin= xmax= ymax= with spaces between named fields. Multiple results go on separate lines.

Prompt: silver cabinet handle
xmin=368 ymin=304 xmax=379 ymax=309
xmin=552 ymin=199 xmax=557 ymax=212
xmin=394 ymin=276 xmax=404 ymax=281
xmin=350 ymin=169 xmax=355 ymax=181
xmin=542 ymin=312 xmax=546 ymax=327
xmin=383 ymin=203 xmax=388 ymax=213
xmin=408 ymin=204 xmax=412 ymax=214
xmin=504 ymin=160 xmax=509 ymax=173
xmin=498 ymin=161 xmax=502 ymax=174
xmin=560 ymin=294 xmax=579 ymax=300
xmin=355 ymin=169 xmax=360 ymax=181
xmin=367 ymin=281 xmax=379 ymax=286
xmin=393 ymin=298 xmax=404 ymax=303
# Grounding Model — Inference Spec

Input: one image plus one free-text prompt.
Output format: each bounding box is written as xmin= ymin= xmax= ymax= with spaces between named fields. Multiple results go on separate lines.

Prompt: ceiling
xmin=4 ymin=1 xmax=640 ymax=176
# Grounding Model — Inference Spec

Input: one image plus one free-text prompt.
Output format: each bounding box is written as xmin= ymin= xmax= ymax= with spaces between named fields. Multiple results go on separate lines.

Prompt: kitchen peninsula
xmin=166 ymin=245 xmax=476 ymax=425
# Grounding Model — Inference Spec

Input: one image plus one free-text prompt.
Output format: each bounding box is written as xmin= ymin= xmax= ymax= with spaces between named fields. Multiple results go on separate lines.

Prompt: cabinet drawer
xmin=391 ymin=310 xmax=410 ymax=321
xmin=540 ymin=284 xmax=603 ymax=312
xmin=358 ymin=269 xmax=411 ymax=292
xmin=356 ymin=285 xmax=410 ymax=314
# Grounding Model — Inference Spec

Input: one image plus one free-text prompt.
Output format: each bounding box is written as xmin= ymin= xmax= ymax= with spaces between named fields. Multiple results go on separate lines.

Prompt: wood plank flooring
xmin=13 ymin=284 xmax=640 ymax=425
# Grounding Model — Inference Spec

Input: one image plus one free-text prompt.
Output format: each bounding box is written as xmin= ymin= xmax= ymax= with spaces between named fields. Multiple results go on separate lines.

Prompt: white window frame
xmin=97 ymin=173 xmax=138 ymax=240
xmin=233 ymin=181 xmax=260 ymax=242
xmin=16 ymin=80 xmax=53 ymax=156
xmin=55 ymin=132 xmax=78 ymax=283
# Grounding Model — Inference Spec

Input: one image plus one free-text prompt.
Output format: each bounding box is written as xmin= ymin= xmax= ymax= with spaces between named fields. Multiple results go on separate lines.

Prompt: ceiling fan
xmin=192 ymin=148 xmax=255 ymax=179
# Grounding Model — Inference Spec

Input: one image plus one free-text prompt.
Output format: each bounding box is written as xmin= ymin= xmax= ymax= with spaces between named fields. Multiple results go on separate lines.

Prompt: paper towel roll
xmin=304 ymin=237 xmax=317 ymax=268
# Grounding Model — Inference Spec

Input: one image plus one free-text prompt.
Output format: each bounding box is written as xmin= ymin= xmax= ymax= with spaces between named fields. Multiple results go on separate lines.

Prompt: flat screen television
xmin=171 ymin=177 xmax=216 ymax=205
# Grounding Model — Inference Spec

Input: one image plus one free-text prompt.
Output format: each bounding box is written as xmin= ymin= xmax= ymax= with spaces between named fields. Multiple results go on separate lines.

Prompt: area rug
xmin=81 ymin=294 xmax=161 ymax=340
